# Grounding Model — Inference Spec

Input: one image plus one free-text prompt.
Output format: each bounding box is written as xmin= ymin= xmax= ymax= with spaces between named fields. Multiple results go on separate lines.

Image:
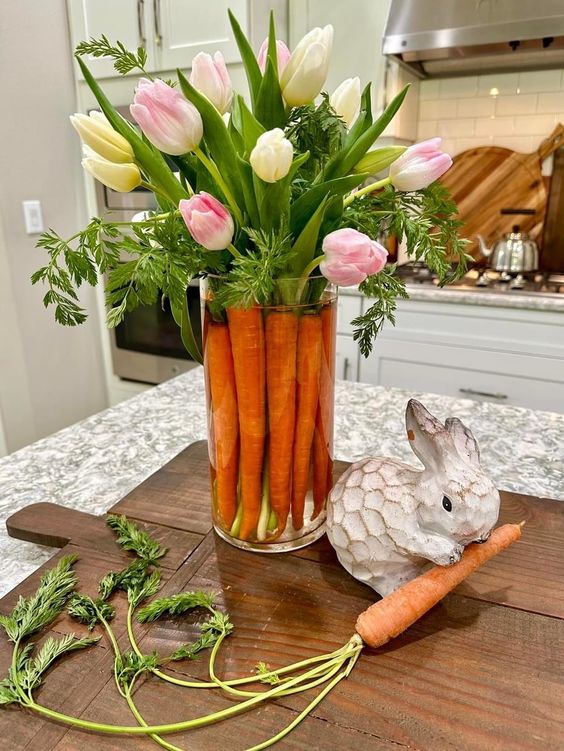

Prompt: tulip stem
xmin=194 ymin=147 xmax=244 ymax=226
xmin=300 ymin=255 xmax=325 ymax=281
xmin=141 ymin=181 xmax=176 ymax=203
xmin=343 ymin=177 xmax=391 ymax=207
xmin=228 ymin=243 xmax=243 ymax=258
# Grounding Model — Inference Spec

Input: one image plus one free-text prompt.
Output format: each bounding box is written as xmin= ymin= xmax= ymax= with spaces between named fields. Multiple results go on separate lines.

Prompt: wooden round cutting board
xmin=440 ymin=124 xmax=564 ymax=258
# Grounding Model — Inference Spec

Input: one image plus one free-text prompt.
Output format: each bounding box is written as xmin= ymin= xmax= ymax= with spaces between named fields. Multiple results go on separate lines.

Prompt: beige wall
xmin=0 ymin=0 xmax=107 ymax=454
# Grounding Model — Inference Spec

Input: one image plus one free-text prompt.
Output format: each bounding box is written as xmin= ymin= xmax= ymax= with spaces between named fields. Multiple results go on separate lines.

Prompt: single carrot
xmin=356 ymin=523 xmax=523 ymax=648
xmin=291 ymin=314 xmax=323 ymax=530
xmin=205 ymin=321 xmax=239 ymax=529
xmin=266 ymin=310 xmax=298 ymax=535
xmin=227 ymin=306 xmax=266 ymax=540
xmin=312 ymin=301 xmax=337 ymax=520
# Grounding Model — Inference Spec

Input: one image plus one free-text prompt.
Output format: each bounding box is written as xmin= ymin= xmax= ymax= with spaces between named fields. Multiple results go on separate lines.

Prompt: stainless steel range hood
xmin=384 ymin=0 xmax=564 ymax=78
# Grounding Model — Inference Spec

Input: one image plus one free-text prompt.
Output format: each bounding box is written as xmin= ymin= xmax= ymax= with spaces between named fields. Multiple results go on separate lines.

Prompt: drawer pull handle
xmin=459 ymin=388 xmax=508 ymax=400
xmin=343 ymin=357 xmax=350 ymax=380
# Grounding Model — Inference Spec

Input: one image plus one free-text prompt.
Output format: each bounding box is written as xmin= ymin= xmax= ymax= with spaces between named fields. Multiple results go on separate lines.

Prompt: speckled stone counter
xmin=1 ymin=368 xmax=563 ymax=596
xmin=405 ymin=285 xmax=564 ymax=312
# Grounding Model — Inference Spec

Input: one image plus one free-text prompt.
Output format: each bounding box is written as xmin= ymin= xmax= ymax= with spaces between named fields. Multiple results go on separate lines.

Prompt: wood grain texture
xmin=542 ymin=146 xmax=564 ymax=272
xmin=440 ymin=124 xmax=564 ymax=259
xmin=2 ymin=441 xmax=563 ymax=750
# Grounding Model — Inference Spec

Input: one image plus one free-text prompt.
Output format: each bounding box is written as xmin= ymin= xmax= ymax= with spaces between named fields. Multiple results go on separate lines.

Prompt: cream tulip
xmin=330 ymin=77 xmax=361 ymax=128
xmin=82 ymin=153 xmax=142 ymax=193
xmin=249 ymin=128 xmax=293 ymax=183
xmin=70 ymin=111 xmax=134 ymax=164
xmin=280 ymin=25 xmax=333 ymax=107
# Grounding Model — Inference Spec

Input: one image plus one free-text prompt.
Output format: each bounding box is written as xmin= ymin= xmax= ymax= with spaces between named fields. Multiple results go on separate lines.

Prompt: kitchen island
xmin=1 ymin=367 xmax=563 ymax=596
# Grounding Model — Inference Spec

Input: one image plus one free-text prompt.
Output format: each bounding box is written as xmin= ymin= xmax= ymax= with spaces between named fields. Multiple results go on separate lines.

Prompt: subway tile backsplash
xmin=417 ymin=69 xmax=564 ymax=164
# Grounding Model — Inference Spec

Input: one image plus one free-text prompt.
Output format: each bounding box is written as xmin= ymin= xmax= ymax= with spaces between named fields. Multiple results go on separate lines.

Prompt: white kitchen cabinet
xmin=336 ymin=334 xmax=360 ymax=382
xmin=156 ymin=0 xmax=247 ymax=69
xmin=357 ymin=297 xmax=564 ymax=413
xmin=67 ymin=0 xmax=249 ymax=79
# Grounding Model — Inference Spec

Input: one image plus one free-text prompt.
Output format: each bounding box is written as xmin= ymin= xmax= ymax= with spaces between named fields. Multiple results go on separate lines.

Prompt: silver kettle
xmin=477 ymin=225 xmax=539 ymax=273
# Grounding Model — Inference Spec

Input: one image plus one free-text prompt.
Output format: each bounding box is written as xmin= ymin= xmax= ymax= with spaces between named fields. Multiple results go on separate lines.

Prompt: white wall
xmin=0 ymin=0 xmax=108 ymax=454
xmin=418 ymin=69 xmax=564 ymax=167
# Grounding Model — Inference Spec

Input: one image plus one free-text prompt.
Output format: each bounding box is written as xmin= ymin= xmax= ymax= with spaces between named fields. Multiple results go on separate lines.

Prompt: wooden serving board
xmin=440 ymin=124 xmax=564 ymax=258
xmin=2 ymin=440 xmax=564 ymax=750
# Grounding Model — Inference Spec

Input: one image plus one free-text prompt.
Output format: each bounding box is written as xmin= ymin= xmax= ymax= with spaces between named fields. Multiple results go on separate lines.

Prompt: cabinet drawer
xmin=359 ymin=340 xmax=564 ymax=412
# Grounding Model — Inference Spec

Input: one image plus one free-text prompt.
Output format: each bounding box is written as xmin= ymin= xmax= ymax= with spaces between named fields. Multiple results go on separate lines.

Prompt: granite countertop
xmin=1 ymin=368 xmax=563 ymax=597
xmin=340 ymin=282 xmax=564 ymax=312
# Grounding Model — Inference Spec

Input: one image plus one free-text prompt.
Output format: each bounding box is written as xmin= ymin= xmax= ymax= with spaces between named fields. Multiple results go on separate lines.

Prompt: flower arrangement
xmin=33 ymin=10 xmax=467 ymax=551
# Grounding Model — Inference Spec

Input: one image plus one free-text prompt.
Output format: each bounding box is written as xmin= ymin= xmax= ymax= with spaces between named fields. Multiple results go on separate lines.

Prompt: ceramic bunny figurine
xmin=326 ymin=399 xmax=500 ymax=597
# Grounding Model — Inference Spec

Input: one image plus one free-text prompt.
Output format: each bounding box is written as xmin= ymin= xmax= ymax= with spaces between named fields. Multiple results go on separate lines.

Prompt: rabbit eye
xmin=442 ymin=496 xmax=452 ymax=512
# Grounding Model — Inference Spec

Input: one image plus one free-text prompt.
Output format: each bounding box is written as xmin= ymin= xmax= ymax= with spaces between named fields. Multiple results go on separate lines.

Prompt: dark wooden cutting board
xmin=440 ymin=123 xmax=564 ymax=257
xmin=2 ymin=440 xmax=563 ymax=750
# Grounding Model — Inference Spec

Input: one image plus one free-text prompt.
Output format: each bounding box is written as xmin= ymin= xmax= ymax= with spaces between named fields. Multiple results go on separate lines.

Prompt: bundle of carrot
xmin=204 ymin=291 xmax=337 ymax=546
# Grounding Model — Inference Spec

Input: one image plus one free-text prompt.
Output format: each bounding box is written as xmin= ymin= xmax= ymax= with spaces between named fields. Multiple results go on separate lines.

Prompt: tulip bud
xmin=82 ymin=153 xmax=142 ymax=193
xmin=130 ymin=78 xmax=203 ymax=156
xmin=189 ymin=51 xmax=233 ymax=115
xmin=70 ymin=111 xmax=134 ymax=164
xmin=257 ymin=38 xmax=291 ymax=77
xmin=179 ymin=192 xmax=234 ymax=251
xmin=249 ymin=128 xmax=293 ymax=183
xmin=330 ymin=77 xmax=361 ymax=128
xmin=353 ymin=146 xmax=407 ymax=175
xmin=280 ymin=25 xmax=333 ymax=107
xmin=388 ymin=137 xmax=453 ymax=192
xmin=320 ymin=228 xmax=388 ymax=287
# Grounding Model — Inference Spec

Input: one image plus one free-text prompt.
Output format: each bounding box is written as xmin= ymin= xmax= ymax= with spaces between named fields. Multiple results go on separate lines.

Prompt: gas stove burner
xmin=509 ymin=274 xmax=526 ymax=290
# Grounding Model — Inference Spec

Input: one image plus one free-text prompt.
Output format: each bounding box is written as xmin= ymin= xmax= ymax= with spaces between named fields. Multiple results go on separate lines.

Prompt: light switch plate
xmin=22 ymin=200 xmax=44 ymax=235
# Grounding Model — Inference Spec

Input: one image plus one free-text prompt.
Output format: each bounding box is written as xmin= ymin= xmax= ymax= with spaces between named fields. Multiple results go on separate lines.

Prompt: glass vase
xmin=201 ymin=276 xmax=337 ymax=552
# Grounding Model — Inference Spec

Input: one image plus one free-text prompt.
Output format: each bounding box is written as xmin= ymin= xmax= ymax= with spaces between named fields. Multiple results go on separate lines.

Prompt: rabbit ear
xmin=405 ymin=399 xmax=451 ymax=471
xmin=445 ymin=417 xmax=481 ymax=468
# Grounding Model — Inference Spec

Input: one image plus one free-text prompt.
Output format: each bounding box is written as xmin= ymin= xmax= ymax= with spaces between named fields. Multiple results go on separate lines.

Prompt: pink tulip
xmin=320 ymin=228 xmax=388 ymax=287
xmin=189 ymin=52 xmax=232 ymax=114
xmin=257 ymin=38 xmax=291 ymax=76
xmin=179 ymin=192 xmax=234 ymax=251
xmin=389 ymin=137 xmax=452 ymax=192
xmin=130 ymin=78 xmax=203 ymax=155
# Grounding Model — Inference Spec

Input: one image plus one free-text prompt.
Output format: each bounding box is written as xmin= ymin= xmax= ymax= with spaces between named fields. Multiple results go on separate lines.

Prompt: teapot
xmin=476 ymin=225 xmax=539 ymax=274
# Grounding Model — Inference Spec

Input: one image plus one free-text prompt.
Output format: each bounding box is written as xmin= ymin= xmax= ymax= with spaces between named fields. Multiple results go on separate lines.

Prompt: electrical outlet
xmin=22 ymin=200 xmax=44 ymax=235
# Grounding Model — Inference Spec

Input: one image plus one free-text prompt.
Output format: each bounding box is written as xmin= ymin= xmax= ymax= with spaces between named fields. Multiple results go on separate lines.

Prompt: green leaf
xmin=353 ymin=146 xmax=406 ymax=175
xmin=176 ymin=70 xmax=244 ymax=208
xmin=171 ymin=291 xmax=203 ymax=364
xmin=323 ymin=85 xmax=410 ymax=180
xmin=76 ymin=57 xmax=187 ymax=205
xmin=254 ymin=12 xmax=286 ymax=129
xmin=236 ymin=155 xmax=260 ymax=227
xmin=289 ymin=196 xmax=330 ymax=275
xmin=106 ymin=514 xmax=167 ymax=563
xmin=137 ymin=591 xmax=216 ymax=623
xmin=232 ymin=94 xmax=265 ymax=156
xmin=344 ymin=82 xmax=373 ymax=148
xmin=255 ymin=58 xmax=286 ymax=130
xmin=228 ymin=9 xmax=262 ymax=109
xmin=290 ymin=174 xmax=368 ymax=237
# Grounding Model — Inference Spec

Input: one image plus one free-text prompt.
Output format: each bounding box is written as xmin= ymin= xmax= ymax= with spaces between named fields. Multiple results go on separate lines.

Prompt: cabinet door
xmin=67 ymin=0 xmax=153 ymax=79
xmin=155 ymin=0 xmax=248 ymax=71
xmin=336 ymin=335 xmax=360 ymax=382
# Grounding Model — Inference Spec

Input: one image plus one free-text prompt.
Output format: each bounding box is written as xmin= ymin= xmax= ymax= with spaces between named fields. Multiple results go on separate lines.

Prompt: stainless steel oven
xmin=93 ymin=106 xmax=200 ymax=385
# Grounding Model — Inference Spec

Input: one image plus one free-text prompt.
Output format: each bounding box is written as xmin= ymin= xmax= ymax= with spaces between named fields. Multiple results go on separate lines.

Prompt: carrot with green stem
xmin=265 ymin=310 xmax=298 ymax=535
xmin=356 ymin=522 xmax=524 ymax=648
xmin=227 ymin=306 xmax=266 ymax=540
xmin=312 ymin=301 xmax=337 ymax=520
xmin=205 ymin=321 xmax=239 ymax=529
xmin=292 ymin=313 xmax=323 ymax=530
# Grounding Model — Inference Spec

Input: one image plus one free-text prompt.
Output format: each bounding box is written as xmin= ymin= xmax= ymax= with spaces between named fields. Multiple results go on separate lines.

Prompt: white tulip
xmin=82 ymin=152 xmax=142 ymax=193
xmin=70 ymin=111 xmax=134 ymax=163
xmin=189 ymin=51 xmax=233 ymax=115
xmin=280 ymin=25 xmax=333 ymax=107
xmin=249 ymin=128 xmax=293 ymax=183
xmin=330 ymin=77 xmax=361 ymax=128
